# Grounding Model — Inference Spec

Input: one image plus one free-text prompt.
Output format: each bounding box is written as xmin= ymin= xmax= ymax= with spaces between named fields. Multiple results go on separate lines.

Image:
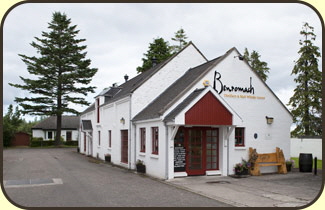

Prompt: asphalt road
xmin=3 ymin=148 xmax=231 ymax=207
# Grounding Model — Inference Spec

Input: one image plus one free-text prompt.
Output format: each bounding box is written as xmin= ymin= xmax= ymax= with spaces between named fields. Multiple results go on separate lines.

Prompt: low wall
xmin=291 ymin=138 xmax=322 ymax=160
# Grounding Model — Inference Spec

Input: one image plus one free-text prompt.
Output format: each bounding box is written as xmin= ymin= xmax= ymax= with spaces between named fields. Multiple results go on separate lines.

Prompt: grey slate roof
xmin=164 ymin=88 xmax=205 ymax=122
xmin=81 ymin=103 xmax=95 ymax=114
xmin=132 ymin=54 xmax=227 ymax=122
xmin=32 ymin=116 xmax=80 ymax=130
xmin=81 ymin=120 xmax=93 ymax=130
xmin=81 ymin=42 xmax=207 ymax=115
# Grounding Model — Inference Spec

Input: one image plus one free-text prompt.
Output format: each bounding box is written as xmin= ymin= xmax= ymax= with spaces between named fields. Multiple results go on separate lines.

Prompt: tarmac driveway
xmin=3 ymin=148 xmax=230 ymax=207
xmin=167 ymin=169 xmax=323 ymax=207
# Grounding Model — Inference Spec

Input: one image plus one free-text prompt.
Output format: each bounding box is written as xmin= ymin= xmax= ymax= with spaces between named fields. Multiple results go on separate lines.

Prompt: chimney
xmin=152 ymin=57 xmax=158 ymax=67
xmin=124 ymin=74 xmax=129 ymax=82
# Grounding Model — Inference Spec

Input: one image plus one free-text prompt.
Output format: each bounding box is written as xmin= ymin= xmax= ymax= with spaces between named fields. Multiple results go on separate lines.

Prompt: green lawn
xmin=291 ymin=157 xmax=322 ymax=169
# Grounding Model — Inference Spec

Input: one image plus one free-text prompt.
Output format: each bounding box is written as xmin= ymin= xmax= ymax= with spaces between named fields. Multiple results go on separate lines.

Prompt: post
xmin=314 ymin=157 xmax=317 ymax=175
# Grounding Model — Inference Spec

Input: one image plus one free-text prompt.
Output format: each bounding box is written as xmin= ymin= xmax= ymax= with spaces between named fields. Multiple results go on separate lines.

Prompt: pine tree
xmin=288 ymin=22 xmax=322 ymax=137
xmin=171 ymin=28 xmax=188 ymax=54
xmin=136 ymin=37 xmax=172 ymax=73
xmin=243 ymin=48 xmax=270 ymax=81
xmin=9 ymin=12 xmax=98 ymax=145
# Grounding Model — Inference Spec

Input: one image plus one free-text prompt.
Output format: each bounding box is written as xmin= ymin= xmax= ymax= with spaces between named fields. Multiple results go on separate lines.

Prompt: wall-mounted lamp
xmin=234 ymin=55 xmax=244 ymax=60
xmin=120 ymin=117 xmax=125 ymax=125
xmin=266 ymin=116 xmax=274 ymax=124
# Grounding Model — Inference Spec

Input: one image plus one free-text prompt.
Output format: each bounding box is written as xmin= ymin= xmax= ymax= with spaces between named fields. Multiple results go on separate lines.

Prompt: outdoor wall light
xmin=234 ymin=55 xmax=244 ymax=60
xmin=120 ymin=117 xmax=125 ymax=125
xmin=266 ymin=116 xmax=274 ymax=124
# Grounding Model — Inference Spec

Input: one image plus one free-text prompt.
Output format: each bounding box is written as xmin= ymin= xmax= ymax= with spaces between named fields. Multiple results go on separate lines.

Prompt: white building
xmin=32 ymin=116 xmax=80 ymax=141
xmin=79 ymin=43 xmax=292 ymax=179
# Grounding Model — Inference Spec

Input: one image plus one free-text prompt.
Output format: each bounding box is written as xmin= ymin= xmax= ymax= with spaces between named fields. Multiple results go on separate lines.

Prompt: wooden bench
xmin=249 ymin=147 xmax=287 ymax=176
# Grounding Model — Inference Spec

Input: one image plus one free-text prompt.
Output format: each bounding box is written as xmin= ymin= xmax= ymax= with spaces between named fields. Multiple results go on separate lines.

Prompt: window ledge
xmin=139 ymin=152 xmax=146 ymax=157
xmin=235 ymin=146 xmax=247 ymax=150
xmin=150 ymin=154 xmax=159 ymax=159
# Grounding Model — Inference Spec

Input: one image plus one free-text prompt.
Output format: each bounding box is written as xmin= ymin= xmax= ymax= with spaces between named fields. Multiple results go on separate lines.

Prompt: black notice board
xmin=174 ymin=146 xmax=186 ymax=172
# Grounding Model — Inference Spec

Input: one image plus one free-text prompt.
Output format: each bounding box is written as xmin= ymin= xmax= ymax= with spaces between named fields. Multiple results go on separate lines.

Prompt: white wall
xmin=132 ymin=44 xmax=207 ymax=117
xmin=32 ymin=129 xmax=78 ymax=141
xmin=134 ymin=120 xmax=167 ymax=179
xmin=91 ymin=97 xmax=131 ymax=168
xmin=291 ymin=138 xmax=322 ymax=160
xmin=202 ymin=50 xmax=292 ymax=174
xmin=80 ymin=110 xmax=95 ymax=155
xmin=162 ymin=49 xmax=292 ymax=175
xmin=32 ymin=130 xmax=44 ymax=139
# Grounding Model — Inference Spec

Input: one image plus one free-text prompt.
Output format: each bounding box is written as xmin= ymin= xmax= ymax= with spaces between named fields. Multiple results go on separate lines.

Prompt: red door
xmin=121 ymin=130 xmax=128 ymax=164
xmin=185 ymin=127 xmax=219 ymax=175
xmin=83 ymin=132 xmax=86 ymax=152
xmin=186 ymin=128 xmax=205 ymax=175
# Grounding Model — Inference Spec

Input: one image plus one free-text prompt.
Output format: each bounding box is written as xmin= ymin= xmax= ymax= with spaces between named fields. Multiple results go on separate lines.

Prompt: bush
xmin=31 ymin=137 xmax=44 ymax=141
xmin=30 ymin=139 xmax=65 ymax=147
xmin=64 ymin=141 xmax=78 ymax=146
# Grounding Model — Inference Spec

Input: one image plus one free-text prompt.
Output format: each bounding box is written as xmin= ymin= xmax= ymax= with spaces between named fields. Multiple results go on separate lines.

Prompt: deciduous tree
xmin=3 ymin=105 xmax=23 ymax=147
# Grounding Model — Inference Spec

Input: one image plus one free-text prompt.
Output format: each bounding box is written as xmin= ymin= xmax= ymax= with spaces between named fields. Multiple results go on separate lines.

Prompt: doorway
xmin=121 ymin=130 xmax=128 ymax=164
xmin=175 ymin=127 xmax=219 ymax=175
xmin=67 ymin=131 xmax=72 ymax=141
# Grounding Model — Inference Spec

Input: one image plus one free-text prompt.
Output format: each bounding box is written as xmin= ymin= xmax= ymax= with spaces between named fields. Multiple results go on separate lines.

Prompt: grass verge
xmin=291 ymin=157 xmax=322 ymax=169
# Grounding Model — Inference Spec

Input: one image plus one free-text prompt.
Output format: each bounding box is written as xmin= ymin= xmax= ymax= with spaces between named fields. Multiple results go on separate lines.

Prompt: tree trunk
xmin=55 ymin=114 xmax=62 ymax=146
xmin=56 ymin=71 xmax=62 ymax=146
xmin=304 ymin=65 xmax=310 ymax=136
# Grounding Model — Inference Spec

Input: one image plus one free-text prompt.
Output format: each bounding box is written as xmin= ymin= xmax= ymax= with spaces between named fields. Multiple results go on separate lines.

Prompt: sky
xmin=2 ymin=2 xmax=322 ymax=121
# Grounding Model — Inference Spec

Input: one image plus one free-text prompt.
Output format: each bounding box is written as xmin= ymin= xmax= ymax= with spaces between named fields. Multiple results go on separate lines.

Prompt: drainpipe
xmin=227 ymin=127 xmax=230 ymax=176
xmin=129 ymin=95 xmax=132 ymax=169
xmin=164 ymin=122 xmax=169 ymax=180
xmin=134 ymin=123 xmax=137 ymax=169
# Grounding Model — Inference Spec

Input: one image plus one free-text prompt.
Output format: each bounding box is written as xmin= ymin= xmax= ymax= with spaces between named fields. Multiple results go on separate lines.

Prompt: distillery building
xmin=79 ymin=42 xmax=292 ymax=179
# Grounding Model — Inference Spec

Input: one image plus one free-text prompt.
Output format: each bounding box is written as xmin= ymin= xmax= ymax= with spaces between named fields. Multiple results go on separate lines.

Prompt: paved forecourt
xmin=3 ymin=148 xmax=231 ymax=207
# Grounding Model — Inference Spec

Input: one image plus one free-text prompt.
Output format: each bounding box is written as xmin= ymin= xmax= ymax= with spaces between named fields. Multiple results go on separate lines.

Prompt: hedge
xmin=30 ymin=139 xmax=78 ymax=147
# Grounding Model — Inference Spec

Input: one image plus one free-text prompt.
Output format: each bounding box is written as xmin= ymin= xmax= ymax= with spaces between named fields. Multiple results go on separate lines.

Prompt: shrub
xmin=31 ymin=137 xmax=44 ymax=141
xmin=64 ymin=141 xmax=78 ymax=146
xmin=30 ymin=139 xmax=65 ymax=147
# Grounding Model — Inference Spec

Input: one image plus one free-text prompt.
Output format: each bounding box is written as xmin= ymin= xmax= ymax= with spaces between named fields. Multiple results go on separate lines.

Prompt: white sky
xmin=2 ymin=3 xmax=322 ymax=121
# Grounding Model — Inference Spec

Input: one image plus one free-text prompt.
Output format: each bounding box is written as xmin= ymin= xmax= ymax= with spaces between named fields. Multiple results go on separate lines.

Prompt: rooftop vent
xmin=152 ymin=57 xmax=158 ymax=67
xmin=124 ymin=74 xmax=129 ymax=82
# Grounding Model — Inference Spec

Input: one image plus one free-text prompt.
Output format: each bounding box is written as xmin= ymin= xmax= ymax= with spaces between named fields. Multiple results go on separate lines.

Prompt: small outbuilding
xmin=11 ymin=131 xmax=31 ymax=146
xmin=32 ymin=116 xmax=80 ymax=142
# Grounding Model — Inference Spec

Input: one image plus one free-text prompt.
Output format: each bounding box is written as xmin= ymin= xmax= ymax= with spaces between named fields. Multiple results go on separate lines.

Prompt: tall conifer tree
xmin=288 ymin=22 xmax=322 ymax=137
xmin=243 ymin=48 xmax=270 ymax=81
xmin=171 ymin=28 xmax=188 ymax=54
xmin=136 ymin=37 xmax=172 ymax=73
xmin=10 ymin=12 xmax=98 ymax=145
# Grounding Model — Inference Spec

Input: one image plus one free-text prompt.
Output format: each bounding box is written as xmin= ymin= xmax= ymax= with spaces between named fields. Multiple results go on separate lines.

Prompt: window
xmin=98 ymin=131 xmax=101 ymax=146
xmin=108 ymin=130 xmax=112 ymax=148
xmin=206 ymin=129 xmax=219 ymax=170
xmin=140 ymin=128 xmax=146 ymax=152
xmin=96 ymin=98 xmax=100 ymax=123
xmin=151 ymin=127 xmax=159 ymax=155
xmin=235 ymin=128 xmax=245 ymax=147
xmin=47 ymin=131 xmax=53 ymax=140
